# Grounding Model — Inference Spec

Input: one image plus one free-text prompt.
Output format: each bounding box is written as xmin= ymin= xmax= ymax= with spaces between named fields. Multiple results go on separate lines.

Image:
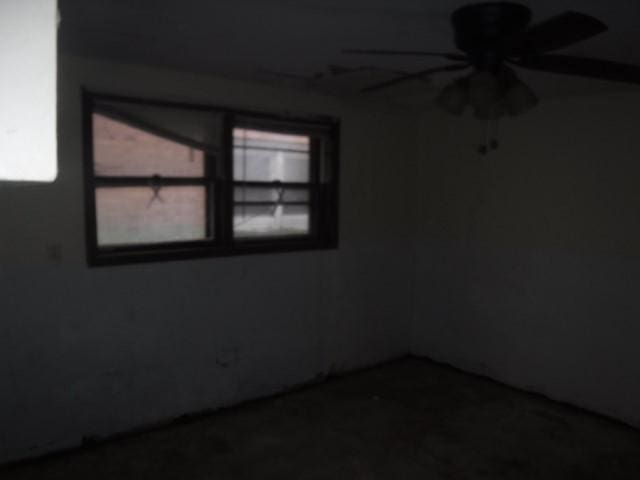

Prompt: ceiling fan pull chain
xmin=478 ymin=118 xmax=489 ymax=155
xmin=490 ymin=113 xmax=500 ymax=151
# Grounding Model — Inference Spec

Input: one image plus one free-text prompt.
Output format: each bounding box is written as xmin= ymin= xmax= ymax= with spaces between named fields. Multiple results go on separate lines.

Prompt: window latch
xmin=147 ymin=174 xmax=165 ymax=207
xmin=272 ymin=180 xmax=285 ymax=206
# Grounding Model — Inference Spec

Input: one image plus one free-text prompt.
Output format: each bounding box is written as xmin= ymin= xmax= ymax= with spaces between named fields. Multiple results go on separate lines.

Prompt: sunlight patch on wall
xmin=0 ymin=0 xmax=57 ymax=182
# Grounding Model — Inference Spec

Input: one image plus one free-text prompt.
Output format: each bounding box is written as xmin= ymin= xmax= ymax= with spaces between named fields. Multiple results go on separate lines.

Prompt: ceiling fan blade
xmin=513 ymin=54 xmax=640 ymax=85
xmin=343 ymin=49 xmax=467 ymax=62
xmin=361 ymin=63 xmax=470 ymax=93
xmin=512 ymin=12 xmax=607 ymax=55
xmin=260 ymin=69 xmax=314 ymax=80
xmin=328 ymin=65 xmax=430 ymax=82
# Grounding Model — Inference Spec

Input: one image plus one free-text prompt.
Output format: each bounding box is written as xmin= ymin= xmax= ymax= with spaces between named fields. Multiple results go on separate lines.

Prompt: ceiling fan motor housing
xmin=453 ymin=2 xmax=531 ymax=71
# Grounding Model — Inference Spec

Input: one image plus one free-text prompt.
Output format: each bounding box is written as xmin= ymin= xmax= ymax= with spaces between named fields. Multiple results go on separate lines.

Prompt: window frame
xmin=83 ymin=90 xmax=340 ymax=266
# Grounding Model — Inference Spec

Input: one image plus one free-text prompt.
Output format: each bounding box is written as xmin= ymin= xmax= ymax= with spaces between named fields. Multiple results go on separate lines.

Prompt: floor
xmin=3 ymin=358 xmax=640 ymax=479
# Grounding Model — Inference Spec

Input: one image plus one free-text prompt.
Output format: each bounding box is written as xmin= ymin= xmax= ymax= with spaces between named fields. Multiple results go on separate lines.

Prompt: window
xmin=232 ymin=128 xmax=312 ymax=239
xmin=83 ymin=92 xmax=339 ymax=265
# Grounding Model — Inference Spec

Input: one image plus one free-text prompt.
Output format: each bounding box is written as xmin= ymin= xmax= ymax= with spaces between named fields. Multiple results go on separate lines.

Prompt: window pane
xmin=234 ymin=204 xmax=310 ymax=238
xmin=233 ymin=186 xmax=309 ymax=203
xmin=233 ymin=128 xmax=309 ymax=151
xmin=95 ymin=100 xmax=223 ymax=153
xmin=233 ymin=128 xmax=310 ymax=182
xmin=93 ymin=114 xmax=206 ymax=177
xmin=96 ymin=186 xmax=208 ymax=246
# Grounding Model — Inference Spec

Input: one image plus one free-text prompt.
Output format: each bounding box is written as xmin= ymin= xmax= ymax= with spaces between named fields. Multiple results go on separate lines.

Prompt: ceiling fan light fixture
xmin=435 ymin=77 xmax=469 ymax=115
xmin=435 ymin=67 xmax=539 ymax=119
xmin=468 ymin=70 xmax=502 ymax=119
xmin=504 ymin=77 xmax=539 ymax=116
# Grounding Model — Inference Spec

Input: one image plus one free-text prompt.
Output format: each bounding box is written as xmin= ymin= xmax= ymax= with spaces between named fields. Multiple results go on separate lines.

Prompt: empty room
xmin=2 ymin=0 xmax=640 ymax=478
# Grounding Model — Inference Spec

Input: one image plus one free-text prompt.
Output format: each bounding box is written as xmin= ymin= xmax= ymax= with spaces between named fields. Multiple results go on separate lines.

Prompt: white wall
xmin=0 ymin=56 xmax=418 ymax=463
xmin=412 ymin=92 xmax=640 ymax=428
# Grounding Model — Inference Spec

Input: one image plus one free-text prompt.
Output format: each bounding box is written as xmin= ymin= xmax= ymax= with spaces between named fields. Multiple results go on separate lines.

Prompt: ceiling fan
xmin=344 ymin=2 xmax=640 ymax=152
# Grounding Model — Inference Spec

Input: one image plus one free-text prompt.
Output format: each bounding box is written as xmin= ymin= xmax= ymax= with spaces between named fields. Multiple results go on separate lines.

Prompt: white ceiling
xmin=59 ymin=0 xmax=640 ymax=105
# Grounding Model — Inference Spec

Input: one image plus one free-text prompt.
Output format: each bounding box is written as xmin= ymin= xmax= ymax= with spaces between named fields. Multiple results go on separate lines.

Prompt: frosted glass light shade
xmin=435 ymin=78 xmax=469 ymax=116
xmin=505 ymin=80 xmax=539 ymax=116
xmin=0 ymin=0 xmax=58 ymax=182
xmin=468 ymin=71 xmax=501 ymax=119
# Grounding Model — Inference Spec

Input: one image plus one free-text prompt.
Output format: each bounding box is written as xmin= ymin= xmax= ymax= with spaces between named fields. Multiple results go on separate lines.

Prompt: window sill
xmin=88 ymin=238 xmax=338 ymax=267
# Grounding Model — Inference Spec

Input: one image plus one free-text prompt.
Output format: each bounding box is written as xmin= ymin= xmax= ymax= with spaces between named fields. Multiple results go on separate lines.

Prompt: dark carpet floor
xmin=2 ymin=357 xmax=640 ymax=479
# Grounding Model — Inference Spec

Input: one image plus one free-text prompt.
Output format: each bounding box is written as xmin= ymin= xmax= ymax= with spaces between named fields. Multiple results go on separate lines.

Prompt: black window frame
xmin=83 ymin=91 xmax=339 ymax=266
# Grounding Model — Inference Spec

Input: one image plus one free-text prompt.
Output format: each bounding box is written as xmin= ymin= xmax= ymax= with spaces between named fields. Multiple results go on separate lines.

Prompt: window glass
xmin=95 ymin=100 xmax=223 ymax=153
xmin=93 ymin=114 xmax=206 ymax=177
xmin=233 ymin=187 xmax=309 ymax=203
xmin=233 ymin=128 xmax=309 ymax=150
xmin=96 ymin=186 xmax=208 ymax=246
xmin=233 ymin=128 xmax=310 ymax=182
xmin=234 ymin=205 xmax=310 ymax=238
